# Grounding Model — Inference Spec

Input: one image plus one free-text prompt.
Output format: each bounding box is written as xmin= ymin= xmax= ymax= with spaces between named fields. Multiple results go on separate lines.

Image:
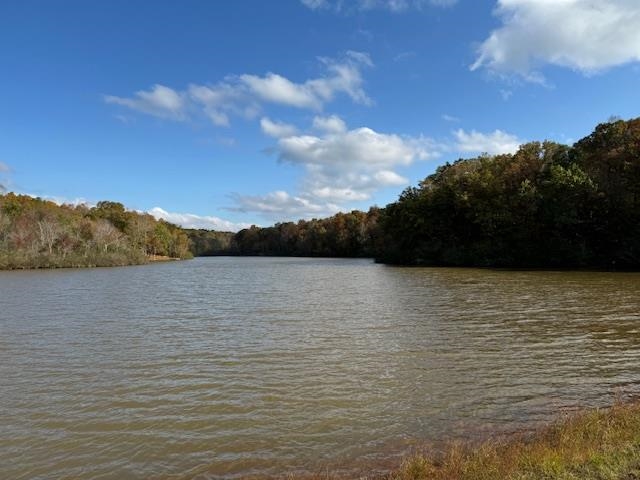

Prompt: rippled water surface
xmin=2 ymin=257 xmax=640 ymax=479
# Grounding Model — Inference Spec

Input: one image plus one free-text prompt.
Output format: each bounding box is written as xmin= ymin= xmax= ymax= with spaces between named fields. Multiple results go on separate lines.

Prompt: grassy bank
xmin=389 ymin=400 xmax=640 ymax=480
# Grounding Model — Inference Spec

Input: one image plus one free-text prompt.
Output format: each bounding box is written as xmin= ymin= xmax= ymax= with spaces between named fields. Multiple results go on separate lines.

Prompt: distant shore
xmin=0 ymin=254 xmax=187 ymax=270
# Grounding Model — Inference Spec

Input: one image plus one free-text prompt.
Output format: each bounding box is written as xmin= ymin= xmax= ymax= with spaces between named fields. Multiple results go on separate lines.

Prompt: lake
xmin=1 ymin=257 xmax=640 ymax=479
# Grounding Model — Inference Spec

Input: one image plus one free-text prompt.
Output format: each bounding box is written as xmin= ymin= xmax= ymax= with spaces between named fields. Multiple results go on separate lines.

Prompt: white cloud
xmin=231 ymin=120 xmax=435 ymax=219
xmin=148 ymin=207 xmax=251 ymax=232
xmin=454 ymin=128 xmax=522 ymax=155
xmin=275 ymin=124 xmax=436 ymax=204
xmin=106 ymin=52 xmax=372 ymax=126
xmin=188 ymin=83 xmax=258 ymax=127
xmin=231 ymin=191 xmax=341 ymax=219
xmin=0 ymin=162 xmax=10 ymax=173
xmin=373 ymin=169 xmax=409 ymax=186
xmin=207 ymin=111 xmax=231 ymax=127
xmin=104 ymin=84 xmax=187 ymax=120
xmin=310 ymin=186 xmax=371 ymax=202
xmin=301 ymin=0 xmax=457 ymax=12
xmin=472 ymin=0 xmax=640 ymax=79
xmin=241 ymin=73 xmax=321 ymax=109
xmin=241 ymin=52 xmax=372 ymax=109
xmin=276 ymin=126 xmax=436 ymax=169
xmin=303 ymin=168 xmax=410 ymax=202
xmin=260 ymin=117 xmax=298 ymax=138
xmin=312 ymin=114 xmax=347 ymax=134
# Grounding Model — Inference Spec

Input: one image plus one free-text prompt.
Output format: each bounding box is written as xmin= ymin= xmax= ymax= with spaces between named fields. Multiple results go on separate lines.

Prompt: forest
xmin=379 ymin=117 xmax=640 ymax=267
xmin=3 ymin=117 xmax=640 ymax=269
xmin=0 ymin=195 xmax=192 ymax=269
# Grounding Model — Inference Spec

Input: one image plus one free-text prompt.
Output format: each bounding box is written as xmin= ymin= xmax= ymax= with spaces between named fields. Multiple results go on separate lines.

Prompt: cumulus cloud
xmin=454 ymin=128 xmax=522 ymax=155
xmin=274 ymin=123 xmax=436 ymax=205
xmin=148 ymin=207 xmax=252 ymax=232
xmin=276 ymin=126 xmax=435 ymax=169
xmin=241 ymin=73 xmax=321 ymax=109
xmin=230 ymin=191 xmax=341 ymax=219
xmin=260 ymin=117 xmax=298 ymax=138
xmin=304 ymin=169 xmax=409 ymax=201
xmin=106 ymin=52 xmax=372 ymax=126
xmin=104 ymin=84 xmax=187 ymax=120
xmin=301 ymin=0 xmax=457 ymax=12
xmin=472 ymin=0 xmax=640 ymax=79
xmin=302 ymin=168 xmax=410 ymax=202
xmin=373 ymin=169 xmax=409 ymax=186
xmin=231 ymin=119 xmax=437 ymax=219
xmin=312 ymin=114 xmax=347 ymax=134
xmin=309 ymin=186 xmax=371 ymax=202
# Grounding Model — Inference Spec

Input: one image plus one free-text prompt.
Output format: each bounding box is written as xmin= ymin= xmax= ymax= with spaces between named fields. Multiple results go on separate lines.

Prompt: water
xmin=1 ymin=257 xmax=640 ymax=479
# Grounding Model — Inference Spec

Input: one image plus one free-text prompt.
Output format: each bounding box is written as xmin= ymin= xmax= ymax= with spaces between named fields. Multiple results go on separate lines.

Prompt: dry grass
xmin=388 ymin=401 xmax=640 ymax=480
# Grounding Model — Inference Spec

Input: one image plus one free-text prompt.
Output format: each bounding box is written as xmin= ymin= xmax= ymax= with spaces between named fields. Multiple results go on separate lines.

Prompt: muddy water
xmin=1 ymin=257 xmax=640 ymax=479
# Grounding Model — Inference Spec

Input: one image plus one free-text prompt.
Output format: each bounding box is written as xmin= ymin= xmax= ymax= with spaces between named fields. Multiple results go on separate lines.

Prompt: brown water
xmin=1 ymin=257 xmax=640 ymax=479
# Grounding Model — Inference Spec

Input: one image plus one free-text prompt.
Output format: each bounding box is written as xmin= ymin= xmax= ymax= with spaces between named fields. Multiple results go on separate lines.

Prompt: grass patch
xmin=389 ymin=401 xmax=640 ymax=480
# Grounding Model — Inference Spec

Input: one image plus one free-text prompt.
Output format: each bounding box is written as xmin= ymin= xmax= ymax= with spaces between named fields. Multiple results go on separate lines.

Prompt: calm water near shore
xmin=2 ymin=257 xmax=640 ymax=479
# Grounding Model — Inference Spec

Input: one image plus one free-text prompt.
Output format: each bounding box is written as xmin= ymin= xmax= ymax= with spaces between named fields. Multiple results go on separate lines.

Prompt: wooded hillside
xmin=0 ymin=195 xmax=192 ymax=269
xmin=379 ymin=117 xmax=640 ymax=267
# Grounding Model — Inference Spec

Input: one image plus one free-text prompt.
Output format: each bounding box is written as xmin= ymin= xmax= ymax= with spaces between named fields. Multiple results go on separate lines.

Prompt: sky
xmin=1 ymin=0 xmax=639 ymax=231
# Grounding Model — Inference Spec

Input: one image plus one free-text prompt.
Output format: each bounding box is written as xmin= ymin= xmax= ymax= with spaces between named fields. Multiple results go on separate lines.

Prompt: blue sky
xmin=1 ymin=0 xmax=639 ymax=230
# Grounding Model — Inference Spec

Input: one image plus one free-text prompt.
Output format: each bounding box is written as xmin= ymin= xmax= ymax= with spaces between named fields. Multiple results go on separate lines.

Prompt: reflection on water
xmin=1 ymin=258 xmax=640 ymax=479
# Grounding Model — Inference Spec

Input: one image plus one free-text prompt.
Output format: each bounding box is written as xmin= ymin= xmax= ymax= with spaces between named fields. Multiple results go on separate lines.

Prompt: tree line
xmin=4 ymin=117 xmax=640 ymax=269
xmin=0 ymin=195 xmax=192 ymax=269
xmin=185 ymin=208 xmax=382 ymax=258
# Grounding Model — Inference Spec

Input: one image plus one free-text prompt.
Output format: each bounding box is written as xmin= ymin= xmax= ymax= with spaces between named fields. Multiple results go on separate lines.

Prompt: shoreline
xmin=0 ymin=255 xmax=188 ymax=271
xmin=348 ymin=400 xmax=640 ymax=480
xmin=5 ymin=253 xmax=640 ymax=272
xmin=168 ymin=400 xmax=640 ymax=480
xmin=384 ymin=399 xmax=640 ymax=480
